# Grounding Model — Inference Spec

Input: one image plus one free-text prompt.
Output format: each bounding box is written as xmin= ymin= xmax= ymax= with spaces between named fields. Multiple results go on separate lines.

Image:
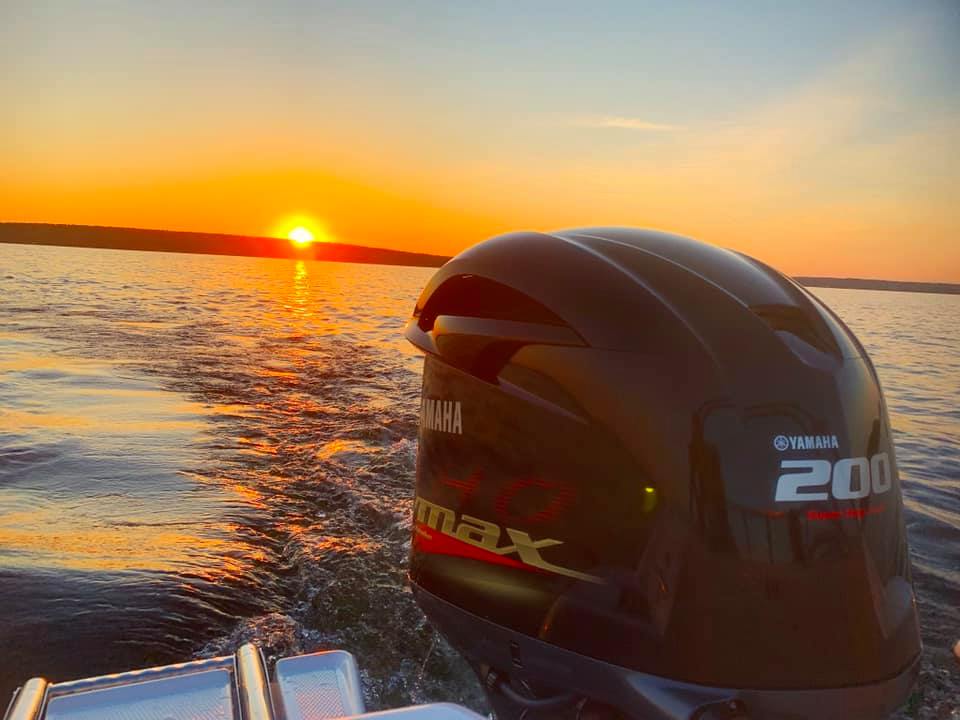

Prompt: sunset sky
xmin=3 ymin=1 xmax=958 ymax=281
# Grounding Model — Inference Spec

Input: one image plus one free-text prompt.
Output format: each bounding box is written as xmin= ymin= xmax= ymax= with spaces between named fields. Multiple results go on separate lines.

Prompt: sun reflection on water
xmin=290 ymin=260 xmax=312 ymax=318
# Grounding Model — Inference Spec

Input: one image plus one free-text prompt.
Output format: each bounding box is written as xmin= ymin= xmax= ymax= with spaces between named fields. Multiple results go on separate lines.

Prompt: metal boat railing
xmin=3 ymin=643 xmax=481 ymax=720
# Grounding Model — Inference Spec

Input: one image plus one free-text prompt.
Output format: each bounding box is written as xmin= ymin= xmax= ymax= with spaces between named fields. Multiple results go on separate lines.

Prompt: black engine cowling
xmin=405 ymin=228 xmax=921 ymax=719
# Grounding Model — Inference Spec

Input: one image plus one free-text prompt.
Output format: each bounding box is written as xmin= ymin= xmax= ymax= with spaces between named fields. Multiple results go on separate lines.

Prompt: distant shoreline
xmin=0 ymin=222 xmax=450 ymax=269
xmin=794 ymin=276 xmax=960 ymax=295
xmin=2 ymin=223 xmax=957 ymax=294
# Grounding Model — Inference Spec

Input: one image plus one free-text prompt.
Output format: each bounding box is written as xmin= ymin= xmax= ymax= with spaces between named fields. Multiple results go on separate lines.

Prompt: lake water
xmin=0 ymin=244 xmax=957 ymax=717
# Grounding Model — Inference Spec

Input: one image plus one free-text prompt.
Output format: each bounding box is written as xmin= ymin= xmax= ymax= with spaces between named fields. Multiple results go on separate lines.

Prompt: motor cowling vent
xmin=416 ymin=275 xmax=567 ymax=332
xmin=751 ymin=303 xmax=842 ymax=358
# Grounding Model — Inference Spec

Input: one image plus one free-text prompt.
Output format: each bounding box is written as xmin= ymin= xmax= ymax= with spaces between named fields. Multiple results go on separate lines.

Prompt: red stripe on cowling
xmin=413 ymin=522 xmax=544 ymax=574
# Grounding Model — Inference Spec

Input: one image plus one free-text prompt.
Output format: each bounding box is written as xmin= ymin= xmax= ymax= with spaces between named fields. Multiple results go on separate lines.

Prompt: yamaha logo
xmin=773 ymin=434 xmax=840 ymax=451
xmin=421 ymin=397 xmax=463 ymax=435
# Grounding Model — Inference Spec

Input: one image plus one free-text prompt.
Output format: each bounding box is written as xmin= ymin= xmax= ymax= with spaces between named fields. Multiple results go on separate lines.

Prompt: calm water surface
xmin=0 ymin=244 xmax=957 ymax=717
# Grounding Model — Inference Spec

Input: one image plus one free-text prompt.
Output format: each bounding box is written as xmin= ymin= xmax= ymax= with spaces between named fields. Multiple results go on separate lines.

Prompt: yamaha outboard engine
xmin=404 ymin=228 xmax=921 ymax=719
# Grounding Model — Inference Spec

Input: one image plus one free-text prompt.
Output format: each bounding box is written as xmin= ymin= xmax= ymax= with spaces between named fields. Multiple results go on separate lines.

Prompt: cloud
xmin=574 ymin=115 xmax=680 ymax=132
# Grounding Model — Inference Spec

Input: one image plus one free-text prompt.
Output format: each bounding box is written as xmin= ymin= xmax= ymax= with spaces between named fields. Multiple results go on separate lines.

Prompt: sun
xmin=274 ymin=215 xmax=334 ymax=248
xmin=288 ymin=226 xmax=315 ymax=247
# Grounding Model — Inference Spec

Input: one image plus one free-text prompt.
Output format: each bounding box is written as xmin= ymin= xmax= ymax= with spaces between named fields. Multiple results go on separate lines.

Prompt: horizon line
xmin=1 ymin=221 xmax=958 ymax=288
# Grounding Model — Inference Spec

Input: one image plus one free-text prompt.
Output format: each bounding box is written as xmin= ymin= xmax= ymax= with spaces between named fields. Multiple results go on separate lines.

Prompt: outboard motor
xmin=404 ymin=228 xmax=921 ymax=719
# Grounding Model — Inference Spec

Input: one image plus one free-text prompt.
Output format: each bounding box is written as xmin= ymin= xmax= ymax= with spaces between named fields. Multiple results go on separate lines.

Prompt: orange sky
xmin=2 ymin=2 xmax=958 ymax=281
